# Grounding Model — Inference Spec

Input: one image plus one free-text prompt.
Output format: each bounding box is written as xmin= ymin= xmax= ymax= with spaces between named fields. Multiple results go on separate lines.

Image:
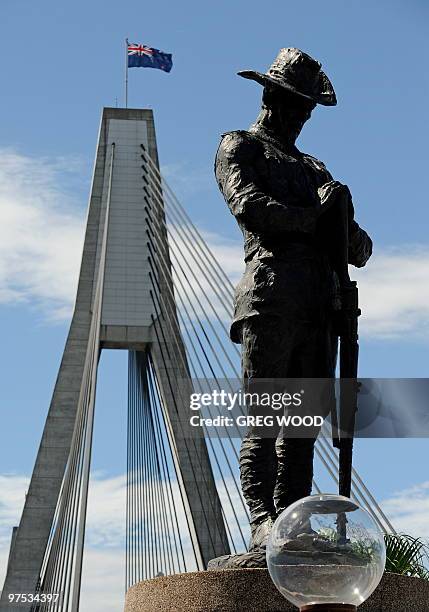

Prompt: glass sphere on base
xmin=266 ymin=494 xmax=386 ymax=611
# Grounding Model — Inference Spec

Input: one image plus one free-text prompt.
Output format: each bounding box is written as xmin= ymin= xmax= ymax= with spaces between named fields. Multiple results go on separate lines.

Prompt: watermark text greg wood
xmin=189 ymin=414 xmax=324 ymax=428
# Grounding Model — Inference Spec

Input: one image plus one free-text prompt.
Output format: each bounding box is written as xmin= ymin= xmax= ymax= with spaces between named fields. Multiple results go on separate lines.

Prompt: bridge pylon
xmin=0 ymin=108 xmax=229 ymax=612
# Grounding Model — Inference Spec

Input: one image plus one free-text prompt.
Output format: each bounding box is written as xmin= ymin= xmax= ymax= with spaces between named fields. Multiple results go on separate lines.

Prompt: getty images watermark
xmin=181 ymin=378 xmax=429 ymax=439
xmin=188 ymin=387 xmax=325 ymax=430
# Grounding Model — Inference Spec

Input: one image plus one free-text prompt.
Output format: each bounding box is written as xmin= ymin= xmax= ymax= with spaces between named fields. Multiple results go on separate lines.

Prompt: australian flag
xmin=127 ymin=42 xmax=173 ymax=73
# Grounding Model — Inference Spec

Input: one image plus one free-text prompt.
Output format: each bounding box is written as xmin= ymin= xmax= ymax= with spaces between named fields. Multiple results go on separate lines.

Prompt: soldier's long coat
xmin=215 ymin=124 xmax=372 ymax=343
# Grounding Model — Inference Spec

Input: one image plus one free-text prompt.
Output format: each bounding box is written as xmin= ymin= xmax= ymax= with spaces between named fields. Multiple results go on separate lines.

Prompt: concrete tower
xmin=0 ymin=108 xmax=229 ymax=611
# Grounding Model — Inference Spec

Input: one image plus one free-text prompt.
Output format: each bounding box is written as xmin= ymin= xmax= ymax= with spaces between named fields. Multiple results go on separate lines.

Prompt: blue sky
xmin=1 ymin=0 xmax=428 ymax=609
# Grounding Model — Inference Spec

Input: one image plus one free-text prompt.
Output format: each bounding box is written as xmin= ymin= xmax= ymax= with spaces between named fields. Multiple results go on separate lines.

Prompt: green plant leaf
xmin=385 ymin=534 xmax=429 ymax=580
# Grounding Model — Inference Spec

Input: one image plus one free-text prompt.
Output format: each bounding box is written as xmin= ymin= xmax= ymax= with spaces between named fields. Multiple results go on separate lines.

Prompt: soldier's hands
xmin=318 ymin=180 xmax=349 ymax=205
xmin=317 ymin=180 xmax=353 ymax=218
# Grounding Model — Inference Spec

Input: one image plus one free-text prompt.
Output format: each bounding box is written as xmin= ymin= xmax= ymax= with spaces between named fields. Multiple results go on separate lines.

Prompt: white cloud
xmin=0 ymin=471 xmax=210 ymax=609
xmin=4 ymin=470 xmax=429 ymax=609
xmin=0 ymin=474 xmax=29 ymax=550
xmin=80 ymin=548 xmax=125 ymax=612
xmin=0 ymin=149 xmax=85 ymax=321
xmin=199 ymin=230 xmax=243 ymax=287
xmin=354 ymin=246 xmax=429 ymax=339
xmin=0 ymin=474 xmax=30 ymax=592
xmin=85 ymin=473 xmax=126 ymax=548
xmin=0 ymin=473 xmax=140 ymax=608
xmin=0 ymin=150 xmax=427 ymax=340
xmin=381 ymin=481 xmax=429 ymax=539
xmin=200 ymin=237 xmax=429 ymax=341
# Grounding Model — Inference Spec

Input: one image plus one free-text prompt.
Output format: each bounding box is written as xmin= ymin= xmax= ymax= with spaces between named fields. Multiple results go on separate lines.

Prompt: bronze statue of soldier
xmin=214 ymin=48 xmax=372 ymax=562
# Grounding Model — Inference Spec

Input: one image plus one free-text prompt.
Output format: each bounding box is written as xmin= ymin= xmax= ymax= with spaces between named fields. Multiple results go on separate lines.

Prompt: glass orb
xmin=266 ymin=494 xmax=386 ymax=609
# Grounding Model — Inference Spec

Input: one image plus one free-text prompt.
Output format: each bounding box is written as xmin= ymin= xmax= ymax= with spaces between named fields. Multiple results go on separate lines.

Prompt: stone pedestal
xmin=124 ymin=569 xmax=429 ymax=612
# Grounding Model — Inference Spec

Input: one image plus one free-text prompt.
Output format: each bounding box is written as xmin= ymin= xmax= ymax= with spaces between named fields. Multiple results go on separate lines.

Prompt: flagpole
xmin=125 ymin=38 xmax=129 ymax=108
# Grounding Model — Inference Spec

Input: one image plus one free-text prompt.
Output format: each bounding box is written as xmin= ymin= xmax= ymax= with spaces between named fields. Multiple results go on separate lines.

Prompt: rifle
xmin=318 ymin=182 xmax=361 ymax=499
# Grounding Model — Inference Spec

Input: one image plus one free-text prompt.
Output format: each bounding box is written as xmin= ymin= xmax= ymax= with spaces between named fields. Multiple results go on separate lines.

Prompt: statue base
xmin=124 ymin=569 xmax=429 ymax=612
xmin=207 ymin=551 xmax=267 ymax=569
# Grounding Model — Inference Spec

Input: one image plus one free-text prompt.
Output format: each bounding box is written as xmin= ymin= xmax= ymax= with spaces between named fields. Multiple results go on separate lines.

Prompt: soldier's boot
xmin=240 ymin=435 xmax=277 ymax=551
xmin=274 ymin=437 xmax=316 ymax=536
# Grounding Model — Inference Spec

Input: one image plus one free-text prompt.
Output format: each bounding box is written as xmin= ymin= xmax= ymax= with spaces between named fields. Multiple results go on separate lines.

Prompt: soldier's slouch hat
xmin=238 ymin=47 xmax=337 ymax=106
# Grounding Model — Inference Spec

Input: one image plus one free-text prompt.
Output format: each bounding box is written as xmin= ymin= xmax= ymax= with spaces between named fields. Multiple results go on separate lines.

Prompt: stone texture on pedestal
xmin=124 ymin=569 xmax=429 ymax=612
